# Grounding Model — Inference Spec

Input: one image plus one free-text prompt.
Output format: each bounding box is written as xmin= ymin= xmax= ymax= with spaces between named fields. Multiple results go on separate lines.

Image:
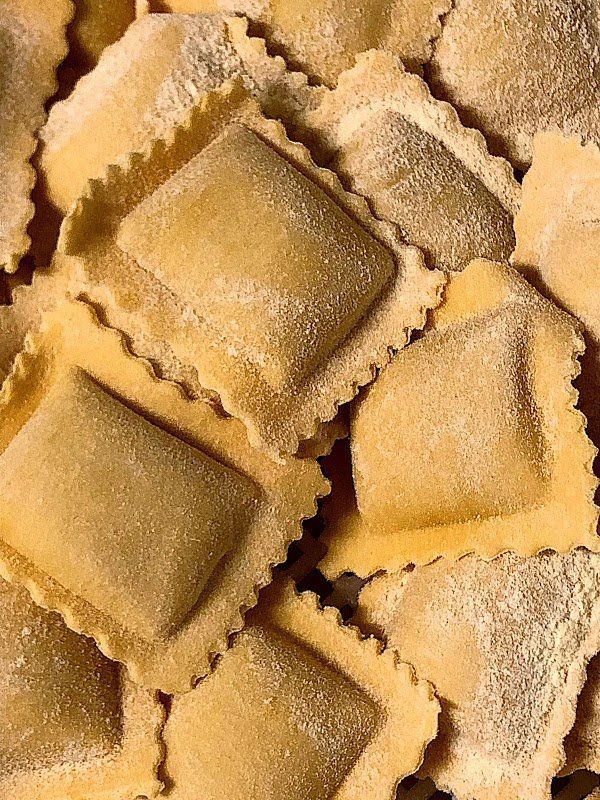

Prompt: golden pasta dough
xmin=40 ymin=13 xmax=317 ymax=217
xmin=146 ymin=0 xmax=451 ymax=86
xmin=0 ymin=0 xmax=71 ymax=272
xmin=358 ymin=551 xmax=600 ymax=800
xmin=321 ymin=260 xmax=598 ymax=577
xmin=164 ymin=581 xmax=439 ymax=800
xmin=303 ymin=50 xmax=520 ymax=272
xmin=0 ymin=576 xmax=163 ymax=800
xmin=429 ymin=0 xmax=600 ymax=169
xmin=0 ymin=300 xmax=325 ymax=692
xmin=57 ymin=81 xmax=442 ymax=457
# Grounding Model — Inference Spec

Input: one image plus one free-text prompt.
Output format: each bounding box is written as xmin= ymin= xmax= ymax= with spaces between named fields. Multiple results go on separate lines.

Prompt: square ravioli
xmin=40 ymin=12 xmax=316 ymax=216
xmin=321 ymin=259 xmax=599 ymax=578
xmin=0 ymin=575 xmax=162 ymax=800
xmin=146 ymin=0 xmax=451 ymax=86
xmin=1 ymin=369 xmax=258 ymax=642
xmin=302 ymin=50 xmax=519 ymax=272
xmin=117 ymin=123 xmax=394 ymax=393
xmin=163 ymin=581 xmax=439 ymax=800
xmin=357 ymin=551 xmax=600 ymax=800
xmin=58 ymin=81 xmax=443 ymax=456
xmin=0 ymin=300 xmax=326 ymax=692
xmin=0 ymin=0 xmax=71 ymax=271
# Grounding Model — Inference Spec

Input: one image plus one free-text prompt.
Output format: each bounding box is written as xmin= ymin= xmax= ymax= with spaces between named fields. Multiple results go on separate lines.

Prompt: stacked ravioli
xmin=1 ymin=2 xmax=600 ymax=800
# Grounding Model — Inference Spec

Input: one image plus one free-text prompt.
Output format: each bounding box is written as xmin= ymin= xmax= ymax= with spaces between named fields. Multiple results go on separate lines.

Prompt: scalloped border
xmin=223 ymin=14 xmax=324 ymax=121
xmin=1 ymin=0 xmax=73 ymax=272
xmin=57 ymin=78 xmax=444 ymax=458
xmin=38 ymin=10 xmax=320 ymax=217
xmin=303 ymin=48 xmax=520 ymax=216
xmin=0 ymin=264 xmax=70 ymax=386
xmin=0 ymin=298 xmax=328 ymax=693
xmin=356 ymin=549 xmax=600 ymax=800
xmin=0 ymin=579 xmax=164 ymax=800
xmin=144 ymin=0 xmax=452 ymax=84
xmin=165 ymin=579 xmax=440 ymax=800
xmin=319 ymin=260 xmax=599 ymax=579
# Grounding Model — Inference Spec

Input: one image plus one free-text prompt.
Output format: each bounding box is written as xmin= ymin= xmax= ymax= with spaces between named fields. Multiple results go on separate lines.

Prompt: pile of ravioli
xmin=2 ymin=2 xmax=600 ymax=800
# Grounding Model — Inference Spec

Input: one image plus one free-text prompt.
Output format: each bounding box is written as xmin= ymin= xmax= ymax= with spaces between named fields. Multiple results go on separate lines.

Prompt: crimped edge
xmin=223 ymin=14 xmax=324 ymax=122
xmin=303 ymin=49 xmax=520 ymax=215
xmin=1 ymin=627 xmax=164 ymax=800
xmin=0 ymin=298 xmax=328 ymax=693
xmin=225 ymin=579 xmax=440 ymax=800
xmin=39 ymin=11 xmax=320 ymax=216
xmin=0 ymin=263 xmax=71 ymax=386
xmin=319 ymin=261 xmax=599 ymax=579
xmin=58 ymin=78 xmax=444 ymax=458
xmin=1 ymin=0 xmax=74 ymax=272
xmin=356 ymin=550 xmax=600 ymax=800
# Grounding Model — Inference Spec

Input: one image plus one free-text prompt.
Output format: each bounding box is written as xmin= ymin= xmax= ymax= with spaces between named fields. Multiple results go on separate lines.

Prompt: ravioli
xmin=564 ymin=654 xmax=600 ymax=774
xmin=0 ymin=576 xmax=162 ymax=800
xmin=58 ymin=82 xmax=442 ymax=456
xmin=0 ymin=0 xmax=71 ymax=271
xmin=164 ymin=581 xmax=439 ymax=800
xmin=358 ymin=550 xmax=600 ymax=800
xmin=321 ymin=260 xmax=598 ymax=577
xmin=303 ymin=50 xmax=519 ymax=272
xmin=429 ymin=0 xmax=600 ymax=169
xmin=0 ymin=300 xmax=325 ymax=692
